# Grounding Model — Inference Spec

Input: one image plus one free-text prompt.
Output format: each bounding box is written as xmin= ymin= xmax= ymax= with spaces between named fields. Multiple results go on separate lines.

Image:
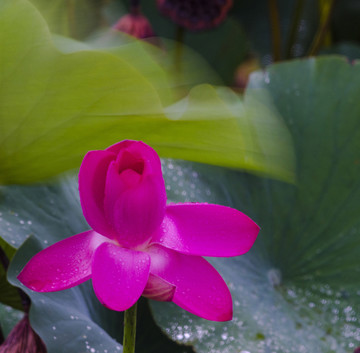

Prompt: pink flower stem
xmin=123 ymin=302 xmax=137 ymax=353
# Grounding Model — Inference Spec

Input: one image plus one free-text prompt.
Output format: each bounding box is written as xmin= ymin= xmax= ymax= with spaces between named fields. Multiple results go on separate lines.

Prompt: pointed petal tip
xmin=154 ymin=204 xmax=261 ymax=257
xmin=254 ymin=221 xmax=261 ymax=233
xmin=17 ymin=230 xmax=102 ymax=293
xmin=17 ymin=271 xmax=38 ymax=291
xmin=17 ymin=270 xmax=91 ymax=293
xmin=173 ymin=294 xmax=233 ymax=322
xmin=215 ymin=308 xmax=233 ymax=322
xmin=17 ymin=270 xmax=47 ymax=292
xmin=94 ymin=292 xmax=135 ymax=312
xmin=148 ymin=245 xmax=233 ymax=321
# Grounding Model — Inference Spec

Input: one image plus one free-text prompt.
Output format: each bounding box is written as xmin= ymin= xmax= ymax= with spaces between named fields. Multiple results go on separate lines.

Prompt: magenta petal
xmin=92 ymin=243 xmax=150 ymax=311
xmin=18 ymin=231 xmax=107 ymax=292
xmin=153 ymin=203 xmax=260 ymax=257
xmin=79 ymin=150 xmax=117 ymax=238
xmin=148 ymin=245 xmax=233 ymax=321
xmin=112 ymin=176 xmax=166 ymax=247
xmin=102 ymin=140 xmax=166 ymax=247
xmin=103 ymin=165 xmax=166 ymax=248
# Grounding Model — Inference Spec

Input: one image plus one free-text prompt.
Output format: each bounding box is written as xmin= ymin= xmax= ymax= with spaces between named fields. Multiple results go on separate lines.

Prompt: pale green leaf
xmin=0 ymin=0 xmax=294 ymax=184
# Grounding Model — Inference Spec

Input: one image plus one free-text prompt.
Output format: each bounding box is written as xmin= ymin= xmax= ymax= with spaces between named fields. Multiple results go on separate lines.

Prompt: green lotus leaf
xmin=149 ymin=56 xmax=360 ymax=353
xmin=0 ymin=304 xmax=23 ymax=338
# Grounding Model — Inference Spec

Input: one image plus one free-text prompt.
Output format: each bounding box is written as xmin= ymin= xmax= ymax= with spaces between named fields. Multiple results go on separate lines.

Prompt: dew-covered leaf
xmin=0 ymin=304 xmax=24 ymax=338
xmin=149 ymin=56 xmax=360 ymax=353
xmin=150 ymin=156 xmax=360 ymax=353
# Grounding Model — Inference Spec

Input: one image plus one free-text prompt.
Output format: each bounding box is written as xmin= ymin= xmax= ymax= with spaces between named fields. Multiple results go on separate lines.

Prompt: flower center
xmin=118 ymin=151 xmax=145 ymax=175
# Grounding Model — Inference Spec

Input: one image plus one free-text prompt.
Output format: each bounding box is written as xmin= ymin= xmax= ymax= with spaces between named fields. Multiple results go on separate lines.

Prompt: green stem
xmin=174 ymin=25 xmax=185 ymax=73
xmin=123 ymin=303 xmax=137 ymax=353
xmin=267 ymin=0 xmax=282 ymax=61
xmin=67 ymin=0 xmax=76 ymax=38
xmin=285 ymin=0 xmax=305 ymax=58
xmin=307 ymin=0 xmax=336 ymax=56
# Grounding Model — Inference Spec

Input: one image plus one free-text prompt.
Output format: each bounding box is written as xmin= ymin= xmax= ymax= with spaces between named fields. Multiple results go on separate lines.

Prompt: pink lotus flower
xmin=18 ymin=140 xmax=259 ymax=321
xmin=113 ymin=12 xmax=155 ymax=39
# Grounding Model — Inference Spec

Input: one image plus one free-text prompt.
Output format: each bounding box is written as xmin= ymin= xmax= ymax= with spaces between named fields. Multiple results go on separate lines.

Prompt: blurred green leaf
xmin=0 ymin=0 xmax=294 ymax=184
xmin=28 ymin=0 xmax=103 ymax=39
xmin=53 ymin=32 xmax=175 ymax=107
xmin=0 ymin=0 xmax=165 ymax=184
xmin=84 ymin=30 xmax=223 ymax=99
xmin=155 ymin=84 xmax=295 ymax=182
xmin=148 ymin=56 xmax=360 ymax=353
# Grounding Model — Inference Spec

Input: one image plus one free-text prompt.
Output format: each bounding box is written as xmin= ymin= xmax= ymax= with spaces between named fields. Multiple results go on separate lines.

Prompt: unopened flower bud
xmin=113 ymin=9 xmax=154 ymax=39
xmin=0 ymin=314 xmax=47 ymax=353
